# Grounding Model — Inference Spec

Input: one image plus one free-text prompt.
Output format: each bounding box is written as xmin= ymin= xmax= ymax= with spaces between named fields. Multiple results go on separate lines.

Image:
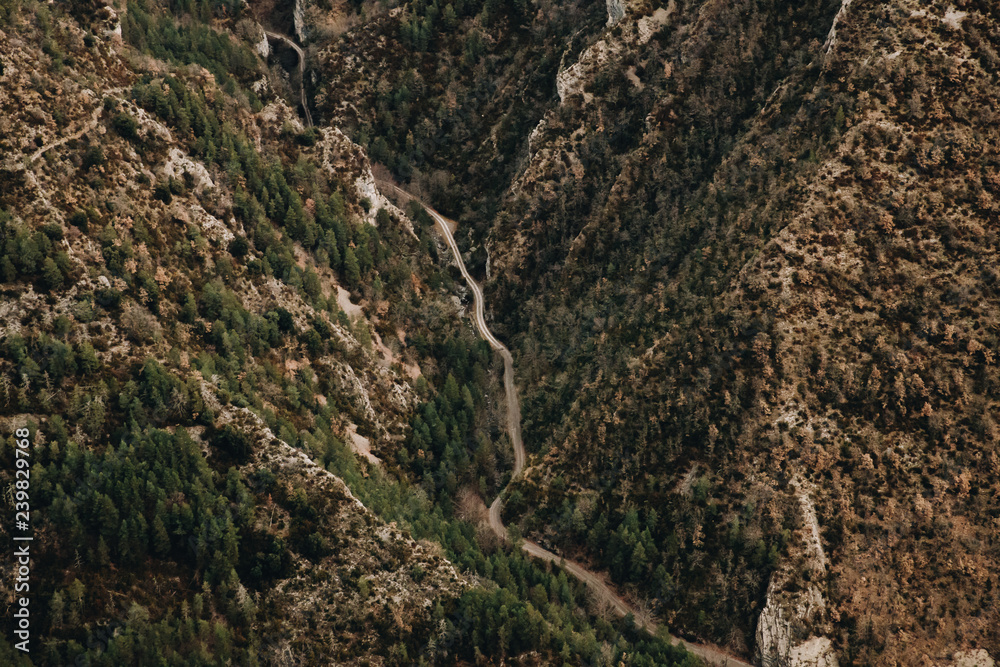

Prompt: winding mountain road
xmin=380 ymin=182 xmax=753 ymax=667
xmin=263 ymin=30 xmax=313 ymax=128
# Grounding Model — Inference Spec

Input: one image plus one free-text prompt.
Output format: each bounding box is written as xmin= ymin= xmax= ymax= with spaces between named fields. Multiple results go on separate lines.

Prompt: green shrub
xmin=82 ymin=144 xmax=105 ymax=170
xmin=296 ymin=127 xmax=320 ymax=146
xmin=68 ymin=209 xmax=89 ymax=231
xmin=210 ymin=424 xmax=254 ymax=463
xmin=112 ymin=112 xmax=140 ymax=141
xmin=153 ymin=181 xmax=172 ymax=203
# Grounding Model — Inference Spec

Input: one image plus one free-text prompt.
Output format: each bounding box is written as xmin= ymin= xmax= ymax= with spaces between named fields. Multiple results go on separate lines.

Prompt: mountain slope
xmin=495 ymin=1 xmax=1000 ymax=663
xmin=311 ymin=0 xmax=1000 ymax=664
xmin=0 ymin=2 xmax=703 ymax=665
xmin=0 ymin=3 xmax=476 ymax=662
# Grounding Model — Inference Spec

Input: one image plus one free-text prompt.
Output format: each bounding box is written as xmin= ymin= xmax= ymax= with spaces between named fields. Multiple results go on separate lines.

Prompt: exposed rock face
xmin=756 ymin=576 xmax=839 ymax=667
xmin=756 ymin=479 xmax=838 ymax=667
xmin=556 ymin=1 xmax=675 ymax=105
xmin=953 ymin=650 xmax=996 ymax=667
xmin=606 ymin=0 xmax=626 ymax=26
xmin=187 ymin=203 xmax=235 ymax=244
xmin=162 ymin=147 xmax=215 ymax=191
xmin=822 ymin=0 xmax=853 ymax=53
xmin=238 ymin=17 xmax=270 ymax=57
xmin=293 ymin=0 xmax=306 ymax=42
xmin=98 ymin=0 xmax=122 ymax=39
xmin=316 ymin=126 xmax=413 ymax=233
xmin=556 ymin=39 xmax=616 ymax=105
xmin=255 ymin=32 xmax=269 ymax=58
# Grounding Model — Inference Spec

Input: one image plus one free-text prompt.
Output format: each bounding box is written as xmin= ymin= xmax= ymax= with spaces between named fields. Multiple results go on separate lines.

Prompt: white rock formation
xmin=354 ymin=164 xmax=404 ymax=226
xmin=98 ymin=1 xmax=122 ymax=39
xmin=823 ymin=0 xmax=853 ymax=53
xmin=756 ymin=478 xmax=839 ymax=667
xmin=132 ymin=106 xmax=173 ymax=143
xmin=637 ymin=5 xmax=674 ymax=44
xmin=188 ymin=203 xmax=234 ymax=244
xmin=259 ymin=100 xmax=303 ymax=132
xmin=942 ymin=7 xmax=968 ymax=30
xmin=162 ymin=148 xmax=215 ymax=191
xmin=791 ymin=637 xmax=840 ymax=667
xmin=315 ymin=127 xmax=413 ymax=234
xmin=606 ymin=0 xmax=626 ymax=26
xmin=252 ymin=77 xmax=270 ymax=96
xmin=293 ymin=0 xmax=307 ymax=42
xmin=255 ymin=33 xmax=270 ymax=58
xmin=557 ymin=0 xmax=675 ymax=105
xmin=236 ymin=14 xmax=270 ymax=58
xmin=953 ymin=650 xmax=996 ymax=667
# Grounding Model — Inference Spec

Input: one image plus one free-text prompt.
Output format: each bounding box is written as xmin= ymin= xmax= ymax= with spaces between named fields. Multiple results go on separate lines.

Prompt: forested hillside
xmin=314 ymin=0 xmax=1000 ymax=665
xmin=4 ymin=0 xmax=1000 ymax=664
xmin=0 ymin=0 xmax=697 ymax=664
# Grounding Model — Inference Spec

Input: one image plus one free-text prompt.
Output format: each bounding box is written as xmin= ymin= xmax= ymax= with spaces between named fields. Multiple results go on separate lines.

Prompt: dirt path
xmin=9 ymin=87 xmax=128 ymax=218
xmin=30 ymin=106 xmax=102 ymax=164
xmin=379 ymin=182 xmax=754 ymax=667
xmin=10 ymin=87 xmax=126 ymax=169
xmin=791 ymin=477 xmax=828 ymax=569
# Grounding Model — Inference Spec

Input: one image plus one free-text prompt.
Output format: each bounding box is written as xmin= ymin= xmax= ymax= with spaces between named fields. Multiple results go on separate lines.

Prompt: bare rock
xmin=606 ymin=0 xmax=626 ymax=26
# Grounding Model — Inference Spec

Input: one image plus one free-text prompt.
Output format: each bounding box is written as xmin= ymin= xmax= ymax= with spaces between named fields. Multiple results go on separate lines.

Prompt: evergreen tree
xmin=153 ymin=513 xmax=171 ymax=556
xmin=1 ymin=256 xmax=16 ymax=282
xmin=40 ymin=257 xmax=62 ymax=291
xmin=48 ymin=591 xmax=65 ymax=630
xmin=67 ymin=579 xmax=85 ymax=626
xmin=76 ymin=342 xmax=100 ymax=375
xmin=343 ymin=246 xmax=361 ymax=287
xmin=442 ymin=3 xmax=458 ymax=31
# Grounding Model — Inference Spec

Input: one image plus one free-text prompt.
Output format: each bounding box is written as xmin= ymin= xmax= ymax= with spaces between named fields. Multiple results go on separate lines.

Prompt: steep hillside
xmin=312 ymin=0 xmax=1000 ymax=664
xmin=0 ymin=1 xmax=701 ymax=665
xmin=0 ymin=2 xmax=473 ymax=663
xmin=494 ymin=1 xmax=1000 ymax=663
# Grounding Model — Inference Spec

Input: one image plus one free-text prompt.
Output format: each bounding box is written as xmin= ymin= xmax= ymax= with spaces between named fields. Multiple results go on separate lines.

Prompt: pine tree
xmin=96 ymin=535 xmax=111 ymax=567
xmin=630 ymin=542 xmax=647 ymax=581
xmin=303 ymin=268 xmax=321 ymax=300
xmin=461 ymin=384 xmax=476 ymax=415
xmin=153 ymin=513 xmax=171 ymax=556
xmin=97 ymin=493 xmax=120 ymax=540
xmin=118 ymin=520 xmax=132 ymax=563
xmin=48 ymin=591 xmax=65 ymax=629
xmin=444 ymin=373 xmax=461 ymax=406
xmin=443 ymin=3 xmax=458 ymax=31
xmin=354 ymin=229 xmax=374 ymax=273
xmin=1 ymin=256 xmax=15 ymax=282
xmin=221 ymin=520 xmax=239 ymax=571
xmin=343 ymin=246 xmax=361 ymax=287
xmin=326 ymin=230 xmax=342 ymax=270
xmin=40 ymin=257 xmax=62 ymax=291
xmin=77 ymin=341 xmax=100 ymax=375
xmin=67 ymin=579 xmax=85 ymax=626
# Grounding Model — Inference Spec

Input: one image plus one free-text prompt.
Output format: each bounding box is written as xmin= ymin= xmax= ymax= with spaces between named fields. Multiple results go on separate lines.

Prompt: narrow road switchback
xmin=263 ymin=30 xmax=312 ymax=127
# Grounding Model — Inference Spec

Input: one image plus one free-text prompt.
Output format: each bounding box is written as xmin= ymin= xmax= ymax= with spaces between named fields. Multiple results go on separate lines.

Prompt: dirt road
xmin=263 ymin=30 xmax=313 ymax=127
xmin=380 ymin=182 xmax=753 ymax=667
